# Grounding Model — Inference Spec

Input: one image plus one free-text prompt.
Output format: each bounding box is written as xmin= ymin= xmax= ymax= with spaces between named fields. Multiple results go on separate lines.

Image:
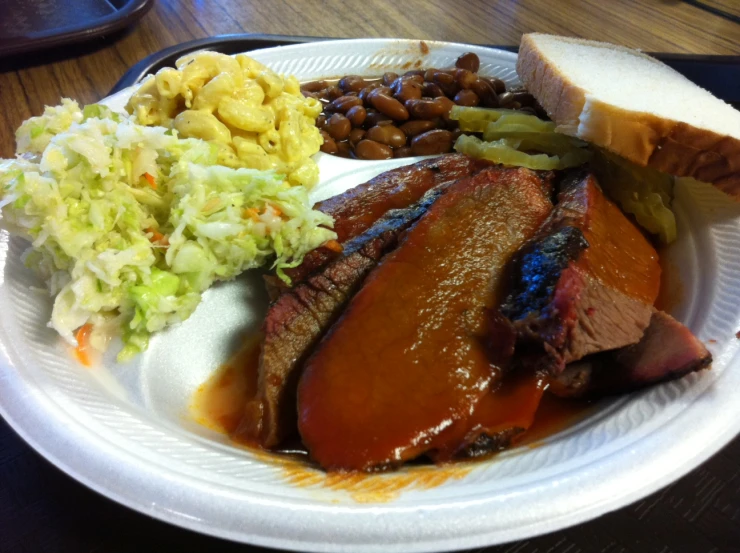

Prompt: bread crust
xmin=517 ymin=33 xmax=740 ymax=198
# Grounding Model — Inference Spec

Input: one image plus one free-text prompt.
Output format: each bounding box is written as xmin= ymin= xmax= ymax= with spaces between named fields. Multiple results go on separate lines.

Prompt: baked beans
xmin=302 ymin=52 xmax=542 ymax=160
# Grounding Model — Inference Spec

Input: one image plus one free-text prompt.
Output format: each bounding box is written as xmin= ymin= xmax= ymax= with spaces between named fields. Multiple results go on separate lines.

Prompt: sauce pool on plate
xmin=191 ymin=335 xmax=261 ymax=438
xmin=191 ymin=337 xmax=595 ymax=462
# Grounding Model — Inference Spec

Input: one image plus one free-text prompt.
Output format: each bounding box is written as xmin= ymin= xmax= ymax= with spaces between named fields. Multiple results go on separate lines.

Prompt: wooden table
xmin=1 ymin=1 xmax=739 ymax=552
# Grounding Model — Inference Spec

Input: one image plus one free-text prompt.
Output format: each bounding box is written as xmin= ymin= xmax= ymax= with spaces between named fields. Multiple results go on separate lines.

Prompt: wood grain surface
xmin=1 ymin=1 xmax=740 ymax=552
xmin=692 ymin=0 xmax=740 ymax=19
xmin=2 ymin=0 xmax=740 ymax=158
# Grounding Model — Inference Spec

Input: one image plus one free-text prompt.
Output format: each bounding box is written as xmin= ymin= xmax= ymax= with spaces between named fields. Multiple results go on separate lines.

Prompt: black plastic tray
xmin=0 ymin=0 xmax=154 ymax=58
xmin=110 ymin=34 xmax=740 ymax=109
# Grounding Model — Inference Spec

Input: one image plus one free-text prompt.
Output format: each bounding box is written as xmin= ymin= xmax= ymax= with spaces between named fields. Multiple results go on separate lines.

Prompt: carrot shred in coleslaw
xmin=144 ymin=172 xmax=157 ymax=189
xmin=145 ymin=227 xmax=169 ymax=246
xmin=74 ymin=324 xmax=94 ymax=367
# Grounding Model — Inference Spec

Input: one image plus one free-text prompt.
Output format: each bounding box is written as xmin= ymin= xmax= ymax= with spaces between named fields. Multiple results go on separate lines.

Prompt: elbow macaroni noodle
xmin=126 ymin=51 xmax=323 ymax=187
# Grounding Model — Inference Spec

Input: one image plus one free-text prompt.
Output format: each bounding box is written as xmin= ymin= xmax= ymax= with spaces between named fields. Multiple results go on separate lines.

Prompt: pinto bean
xmin=301 ymin=80 xmax=328 ymax=93
xmin=403 ymin=69 xmax=425 ymax=79
xmin=453 ymin=89 xmax=480 ymax=107
xmin=432 ymin=71 xmax=459 ymax=97
xmin=394 ymin=146 xmax=413 ymax=158
xmin=483 ymin=76 xmax=507 ymax=94
xmin=410 ymin=129 xmax=454 ymax=156
xmin=326 ymin=113 xmax=351 ymax=141
xmin=421 ymin=82 xmax=445 ymax=98
xmin=319 ymin=131 xmax=338 ymax=154
xmin=366 ymin=125 xmax=407 ymax=148
xmin=435 ymin=96 xmax=456 ymax=120
xmin=470 ymin=78 xmax=499 ymax=107
xmin=382 ymin=72 xmax=399 ymax=86
xmin=339 ymin=75 xmax=367 ymax=93
xmin=455 ymin=52 xmax=480 ymax=73
xmin=454 ymin=68 xmax=477 ymax=90
xmin=399 ymin=119 xmax=437 ymax=137
xmin=364 ymin=109 xmax=393 ymax=128
xmin=359 ymin=83 xmax=381 ymax=103
xmin=324 ymin=85 xmax=344 ymax=101
xmin=405 ymin=98 xmax=445 ymax=119
xmin=355 ymin=139 xmax=394 ymax=160
xmin=336 ymin=141 xmax=353 ymax=158
xmin=327 ymin=95 xmax=363 ymax=113
xmin=392 ymin=79 xmax=423 ymax=103
xmin=497 ymin=91 xmax=515 ymax=107
xmin=366 ymin=86 xmax=392 ymax=102
xmin=348 ymin=128 xmax=366 ymax=146
xmin=508 ymin=91 xmax=536 ymax=106
xmin=345 ymin=105 xmax=367 ymax=126
xmin=370 ymin=93 xmax=409 ymax=121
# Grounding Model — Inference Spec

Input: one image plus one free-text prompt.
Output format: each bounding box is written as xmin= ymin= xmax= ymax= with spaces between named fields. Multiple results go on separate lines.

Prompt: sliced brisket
xmin=235 ymin=188 xmax=446 ymax=448
xmin=281 ymin=154 xmax=495 ymax=287
xmin=550 ymin=310 xmax=712 ymax=399
xmin=431 ymin=371 xmax=547 ymax=462
xmin=501 ymin=171 xmax=661 ymax=375
xmin=297 ymin=167 xmax=553 ymax=471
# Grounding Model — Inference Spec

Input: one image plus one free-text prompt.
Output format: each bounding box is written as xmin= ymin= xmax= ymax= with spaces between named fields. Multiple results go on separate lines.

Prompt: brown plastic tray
xmin=0 ymin=0 xmax=154 ymax=58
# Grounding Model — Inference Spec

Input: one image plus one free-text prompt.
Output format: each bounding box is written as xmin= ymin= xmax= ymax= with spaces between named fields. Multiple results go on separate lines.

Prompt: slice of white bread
xmin=517 ymin=33 xmax=740 ymax=198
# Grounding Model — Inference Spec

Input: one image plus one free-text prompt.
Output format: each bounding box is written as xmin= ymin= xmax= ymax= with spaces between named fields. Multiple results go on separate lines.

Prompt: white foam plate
xmin=2 ymin=39 xmax=740 ymax=552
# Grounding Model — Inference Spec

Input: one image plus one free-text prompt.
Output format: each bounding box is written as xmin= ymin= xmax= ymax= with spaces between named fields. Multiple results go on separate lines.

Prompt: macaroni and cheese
xmin=126 ymin=51 xmax=323 ymax=188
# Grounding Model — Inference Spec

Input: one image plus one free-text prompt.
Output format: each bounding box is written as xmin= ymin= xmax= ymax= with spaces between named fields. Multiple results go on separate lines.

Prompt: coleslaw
xmin=0 ymin=100 xmax=335 ymax=361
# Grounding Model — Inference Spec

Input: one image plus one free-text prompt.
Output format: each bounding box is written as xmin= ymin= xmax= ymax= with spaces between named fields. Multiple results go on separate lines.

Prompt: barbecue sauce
xmin=316 ymin=154 xmax=492 ymax=242
xmin=192 ymin=339 xmax=593 ymax=465
xmin=572 ymin=178 xmax=661 ymax=305
xmin=285 ymin=154 xmax=493 ymax=283
xmin=430 ymin=371 xmax=548 ymax=461
xmin=654 ymin=254 xmax=684 ymax=313
xmin=519 ymin=393 xmax=595 ymax=445
xmin=191 ymin=335 xmax=261 ymax=438
xmin=191 ymin=337 xmax=311 ymax=456
xmin=297 ymin=168 xmax=554 ymax=471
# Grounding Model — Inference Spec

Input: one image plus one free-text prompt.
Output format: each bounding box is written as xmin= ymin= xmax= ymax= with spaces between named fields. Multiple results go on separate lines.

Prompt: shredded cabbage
xmin=16 ymin=98 xmax=84 ymax=155
xmin=1 ymin=100 xmax=335 ymax=360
